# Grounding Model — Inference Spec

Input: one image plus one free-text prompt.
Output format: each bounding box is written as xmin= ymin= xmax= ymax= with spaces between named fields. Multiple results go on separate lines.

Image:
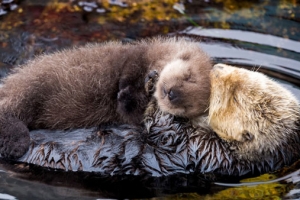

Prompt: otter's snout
xmin=162 ymin=86 xmax=181 ymax=104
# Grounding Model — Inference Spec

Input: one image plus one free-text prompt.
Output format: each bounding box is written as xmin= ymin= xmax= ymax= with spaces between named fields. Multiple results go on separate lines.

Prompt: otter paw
xmin=143 ymin=98 xmax=158 ymax=132
xmin=145 ymin=70 xmax=159 ymax=96
xmin=144 ymin=98 xmax=157 ymax=117
xmin=144 ymin=116 xmax=153 ymax=133
xmin=0 ymin=117 xmax=30 ymax=159
xmin=242 ymin=131 xmax=254 ymax=142
xmin=235 ymin=131 xmax=254 ymax=142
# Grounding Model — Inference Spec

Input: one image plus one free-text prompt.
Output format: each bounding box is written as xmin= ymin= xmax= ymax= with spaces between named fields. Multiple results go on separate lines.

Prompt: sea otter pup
xmin=0 ymin=37 xmax=212 ymax=159
xmin=208 ymin=63 xmax=300 ymax=160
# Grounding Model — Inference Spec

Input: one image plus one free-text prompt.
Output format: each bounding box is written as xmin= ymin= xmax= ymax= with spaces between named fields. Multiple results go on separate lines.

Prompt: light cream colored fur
xmin=207 ymin=63 xmax=300 ymax=160
xmin=209 ymin=63 xmax=299 ymax=142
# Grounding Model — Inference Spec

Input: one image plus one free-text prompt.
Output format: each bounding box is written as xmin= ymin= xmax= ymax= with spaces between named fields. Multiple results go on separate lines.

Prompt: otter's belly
xmin=16 ymin=109 xmax=300 ymax=177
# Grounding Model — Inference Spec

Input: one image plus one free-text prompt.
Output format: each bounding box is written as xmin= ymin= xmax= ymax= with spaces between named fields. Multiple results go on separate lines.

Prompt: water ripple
xmin=182 ymin=27 xmax=300 ymax=53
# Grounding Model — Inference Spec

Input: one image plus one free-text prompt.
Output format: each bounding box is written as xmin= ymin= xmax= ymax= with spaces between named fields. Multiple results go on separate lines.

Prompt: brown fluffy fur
xmin=0 ymin=37 xmax=212 ymax=158
xmin=153 ymin=48 xmax=211 ymax=118
xmin=208 ymin=63 xmax=300 ymax=160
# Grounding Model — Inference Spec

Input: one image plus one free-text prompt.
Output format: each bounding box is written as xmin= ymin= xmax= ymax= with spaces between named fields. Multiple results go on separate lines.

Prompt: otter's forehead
xmin=160 ymin=59 xmax=190 ymax=79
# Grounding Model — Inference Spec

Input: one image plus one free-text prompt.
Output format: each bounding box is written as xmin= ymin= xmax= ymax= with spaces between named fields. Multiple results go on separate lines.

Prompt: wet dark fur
xmin=13 ymin=107 xmax=300 ymax=177
xmin=0 ymin=37 xmax=212 ymax=159
xmin=1 ymin=109 xmax=300 ymax=199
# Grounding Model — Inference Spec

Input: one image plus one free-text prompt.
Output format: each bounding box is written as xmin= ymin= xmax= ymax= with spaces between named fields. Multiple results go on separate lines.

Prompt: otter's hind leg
xmin=0 ymin=114 xmax=30 ymax=159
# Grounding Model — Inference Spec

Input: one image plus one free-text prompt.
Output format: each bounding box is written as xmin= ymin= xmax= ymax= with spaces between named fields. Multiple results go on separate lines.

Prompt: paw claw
xmin=243 ymin=131 xmax=254 ymax=141
xmin=145 ymin=70 xmax=159 ymax=96
xmin=144 ymin=117 xmax=153 ymax=133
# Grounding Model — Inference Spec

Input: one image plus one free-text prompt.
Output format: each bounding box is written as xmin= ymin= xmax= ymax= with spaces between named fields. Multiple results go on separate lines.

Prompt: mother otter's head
xmin=209 ymin=63 xmax=300 ymax=160
xmin=153 ymin=52 xmax=212 ymax=118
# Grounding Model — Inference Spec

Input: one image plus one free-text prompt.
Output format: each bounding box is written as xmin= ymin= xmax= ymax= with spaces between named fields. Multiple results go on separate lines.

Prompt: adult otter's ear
xmin=0 ymin=115 xmax=30 ymax=159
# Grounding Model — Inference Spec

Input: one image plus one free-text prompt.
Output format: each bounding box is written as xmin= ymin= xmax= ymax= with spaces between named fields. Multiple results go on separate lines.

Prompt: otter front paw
xmin=240 ymin=131 xmax=254 ymax=142
xmin=233 ymin=131 xmax=254 ymax=143
xmin=0 ymin=116 xmax=30 ymax=159
xmin=144 ymin=98 xmax=157 ymax=133
xmin=145 ymin=70 xmax=159 ymax=96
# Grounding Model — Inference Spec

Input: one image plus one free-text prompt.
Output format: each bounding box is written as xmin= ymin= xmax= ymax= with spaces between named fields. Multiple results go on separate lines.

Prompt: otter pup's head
xmin=209 ymin=64 xmax=300 ymax=157
xmin=154 ymin=57 xmax=212 ymax=118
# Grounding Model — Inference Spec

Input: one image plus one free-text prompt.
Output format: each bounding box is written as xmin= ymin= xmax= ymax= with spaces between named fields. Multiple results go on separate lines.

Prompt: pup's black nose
xmin=161 ymin=86 xmax=179 ymax=102
xmin=168 ymin=89 xmax=178 ymax=102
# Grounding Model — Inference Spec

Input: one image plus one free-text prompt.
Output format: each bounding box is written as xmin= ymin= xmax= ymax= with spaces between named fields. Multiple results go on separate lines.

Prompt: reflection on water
xmin=0 ymin=193 xmax=16 ymax=200
xmin=0 ymin=168 xmax=97 ymax=200
xmin=0 ymin=0 xmax=300 ymax=199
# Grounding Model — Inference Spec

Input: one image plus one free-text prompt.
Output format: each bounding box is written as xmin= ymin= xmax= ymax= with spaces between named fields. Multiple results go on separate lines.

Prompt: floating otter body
xmin=0 ymin=37 xmax=212 ymax=159
xmin=13 ymin=101 xmax=300 ymax=178
xmin=208 ymin=64 xmax=300 ymax=161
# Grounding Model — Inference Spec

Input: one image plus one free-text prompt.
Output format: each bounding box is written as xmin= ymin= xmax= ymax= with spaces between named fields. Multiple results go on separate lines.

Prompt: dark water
xmin=0 ymin=0 xmax=300 ymax=199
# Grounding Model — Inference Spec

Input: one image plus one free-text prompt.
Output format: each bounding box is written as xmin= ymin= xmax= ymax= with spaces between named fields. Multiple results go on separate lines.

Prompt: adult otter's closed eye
xmin=208 ymin=63 xmax=300 ymax=161
xmin=0 ymin=37 xmax=212 ymax=159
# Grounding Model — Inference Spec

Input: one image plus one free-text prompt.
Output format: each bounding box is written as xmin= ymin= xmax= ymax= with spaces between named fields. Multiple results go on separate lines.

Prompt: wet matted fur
xmin=14 ymin=106 xmax=300 ymax=177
